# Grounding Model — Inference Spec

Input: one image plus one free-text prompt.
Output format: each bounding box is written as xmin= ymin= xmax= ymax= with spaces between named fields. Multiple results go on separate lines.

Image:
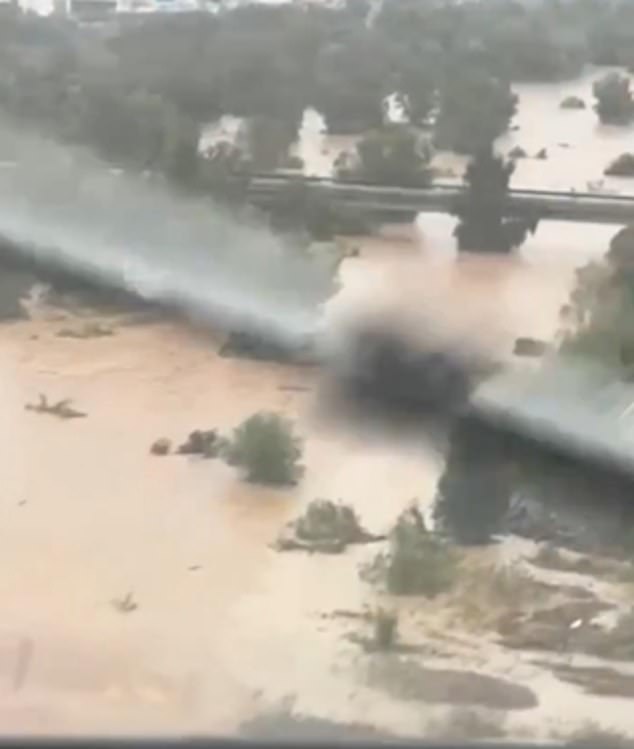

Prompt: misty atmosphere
xmin=5 ymin=0 xmax=634 ymax=742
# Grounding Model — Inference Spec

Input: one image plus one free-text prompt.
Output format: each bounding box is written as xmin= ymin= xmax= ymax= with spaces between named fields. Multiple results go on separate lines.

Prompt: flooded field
xmin=1 ymin=69 xmax=633 ymax=737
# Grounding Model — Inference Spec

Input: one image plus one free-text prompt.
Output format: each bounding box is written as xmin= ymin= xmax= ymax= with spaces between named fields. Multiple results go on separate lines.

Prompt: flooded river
xmin=0 ymin=69 xmax=632 ymax=737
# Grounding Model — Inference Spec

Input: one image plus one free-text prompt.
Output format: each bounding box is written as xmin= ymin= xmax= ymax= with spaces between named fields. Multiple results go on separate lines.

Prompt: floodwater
xmin=0 ymin=69 xmax=631 ymax=736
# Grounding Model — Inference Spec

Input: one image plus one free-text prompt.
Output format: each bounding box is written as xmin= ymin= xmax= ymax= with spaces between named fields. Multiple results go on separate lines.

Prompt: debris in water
xmin=56 ymin=322 xmax=113 ymax=339
xmin=25 ymin=394 xmax=86 ymax=419
xmin=219 ymin=330 xmax=315 ymax=365
xmin=177 ymin=430 xmax=219 ymax=458
xmin=513 ymin=337 xmax=548 ymax=357
xmin=111 ymin=592 xmax=138 ymax=614
xmin=150 ymin=438 xmax=171 ymax=456
xmin=13 ymin=638 xmax=33 ymax=692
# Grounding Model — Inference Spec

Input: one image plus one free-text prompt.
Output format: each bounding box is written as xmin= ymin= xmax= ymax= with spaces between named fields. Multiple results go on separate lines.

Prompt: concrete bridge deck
xmin=247 ymin=175 xmax=634 ymax=225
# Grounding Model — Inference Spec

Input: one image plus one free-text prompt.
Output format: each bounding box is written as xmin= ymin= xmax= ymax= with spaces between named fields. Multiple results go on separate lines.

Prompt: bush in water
xmin=452 ymin=146 xmax=538 ymax=254
xmin=222 ymin=411 xmax=303 ymax=486
xmin=560 ymin=226 xmax=634 ymax=371
xmin=362 ymin=506 xmax=457 ymax=596
xmin=593 ymin=73 xmax=634 ymax=125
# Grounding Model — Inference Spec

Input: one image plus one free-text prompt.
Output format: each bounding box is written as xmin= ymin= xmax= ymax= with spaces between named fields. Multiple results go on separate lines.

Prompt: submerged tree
xmin=312 ymin=31 xmax=394 ymax=135
xmin=452 ymin=146 xmax=537 ymax=253
xmin=434 ymin=69 xmax=517 ymax=155
xmin=335 ymin=124 xmax=433 ymax=187
xmin=593 ymin=72 xmax=634 ymax=125
xmin=560 ymin=225 xmax=634 ymax=371
xmin=240 ymin=114 xmax=300 ymax=171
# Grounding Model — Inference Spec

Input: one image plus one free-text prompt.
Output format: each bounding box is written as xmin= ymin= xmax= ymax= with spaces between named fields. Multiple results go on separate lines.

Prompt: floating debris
xmin=150 ymin=438 xmax=171 ymax=456
xmin=111 ymin=592 xmax=138 ymax=614
xmin=25 ymin=394 xmax=86 ymax=419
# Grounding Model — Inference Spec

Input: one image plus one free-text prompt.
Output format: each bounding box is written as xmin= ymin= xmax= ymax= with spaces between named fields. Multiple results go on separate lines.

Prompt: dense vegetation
xmin=362 ymin=506 xmax=457 ymax=596
xmin=4 ymin=0 xmax=634 ymax=192
xmin=560 ymin=225 xmax=634 ymax=371
xmin=593 ymin=73 xmax=634 ymax=125
xmin=452 ymin=147 xmax=538 ymax=253
xmin=2 ymin=0 xmax=634 ymax=256
xmin=335 ymin=125 xmax=433 ymax=186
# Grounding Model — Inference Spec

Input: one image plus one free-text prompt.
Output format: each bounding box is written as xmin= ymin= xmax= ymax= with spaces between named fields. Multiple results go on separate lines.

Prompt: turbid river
xmin=0 ymin=68 xmax=632 ymax=737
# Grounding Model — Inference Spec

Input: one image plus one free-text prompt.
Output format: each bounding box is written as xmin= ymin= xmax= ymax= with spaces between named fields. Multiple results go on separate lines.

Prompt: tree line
xmin=2 ymin=0 xmax=634 ymax=252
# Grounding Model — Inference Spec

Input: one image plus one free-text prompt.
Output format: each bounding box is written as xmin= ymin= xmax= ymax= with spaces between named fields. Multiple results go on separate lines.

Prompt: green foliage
xmin=267 ymin=179 xmax=371 ymax=240
xmin=222 ymin=411 xmax=303 ymax=486
xmin=240 ymin=115 xmax=300 ymax=171
xmin=593 ymin=73 xmax=634 ymax=125
xmin=294 ymin=499 xmax=366 ymax=544
xmin=362 ymin=506 xmax=457 ymax=596
xmin=434 ymin=420 xmax=512 ymax=545
xmin=452 ymin=146 xmax=536 ymax=254
xmin=434 ymin=70 xmax=517 ymax=155
xmin=336 ymin=125 xmax=433 ymax=187
xmin=5 ymin=0 xmax=634 ymax=210
xmin=312 ymin=31 xmax=393 ymax=134
xmin=486 ymin=18 xmax=584 ymax=83
xmin=198 ymin=141 xmax=251 ymax=203
xmin=560 ymin=226 xmax=634 ymax=371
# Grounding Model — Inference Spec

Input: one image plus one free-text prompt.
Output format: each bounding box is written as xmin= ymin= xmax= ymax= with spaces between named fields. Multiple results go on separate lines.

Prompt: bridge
xmin=246 ymin=175 xmax=634 ymax=225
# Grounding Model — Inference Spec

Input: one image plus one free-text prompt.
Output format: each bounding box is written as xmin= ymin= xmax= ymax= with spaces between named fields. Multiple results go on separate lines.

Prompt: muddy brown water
xmin=1 ymin=68 xmax=634 ymax=737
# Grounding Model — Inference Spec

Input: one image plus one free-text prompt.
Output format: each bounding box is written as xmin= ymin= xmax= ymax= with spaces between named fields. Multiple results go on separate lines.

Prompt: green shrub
xmin=222 ymin=412 xmax=303 ymax=486
xmin=295 ymin=499 xmax=365 ymax=543
xmin=362 ymin=506 xmax=457 ymax=596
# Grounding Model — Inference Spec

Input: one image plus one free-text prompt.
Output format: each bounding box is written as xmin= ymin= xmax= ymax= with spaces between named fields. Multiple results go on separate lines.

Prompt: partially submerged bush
xmin=593 ymin=73 xmax=634 ymax=125
xmin=222 ymin=412 xmax=303 ymax=485
xmin=605 ymin=153 xmax=634 ymax=177
xmin=362 ymin=506 xmax=457 ymax=596
xmin=295 ymin=500 xmax=365 ymax=544
xmin=560 ymin=96 xmax=586 ymax=110
xmin=373 ymin=608 xmax=398 ymax=650
xmin=276 ymin=499 xmax=382 ymax=553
